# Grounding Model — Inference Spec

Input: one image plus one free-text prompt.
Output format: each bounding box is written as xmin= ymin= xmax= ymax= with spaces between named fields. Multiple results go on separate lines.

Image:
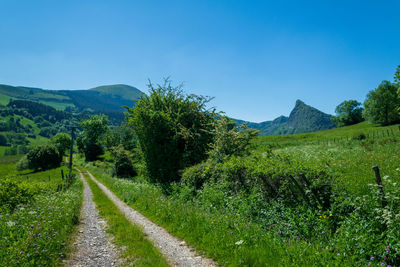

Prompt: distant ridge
xmin=233 ymin=100 xmax=336 ymax=136
xmin=89 ymin=84 xmax=143 ymax=101
xmin=0 ymin=84 xmax=144 ymax=124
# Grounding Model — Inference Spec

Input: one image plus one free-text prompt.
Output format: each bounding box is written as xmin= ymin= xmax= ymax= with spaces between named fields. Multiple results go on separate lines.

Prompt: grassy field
xmin=0 ymin=93 xmax=13 ymax=105
xmin=76 ymin=121 xmax=400 ymax=266
xmin=0 ymin=156 xmax=83 ymax=266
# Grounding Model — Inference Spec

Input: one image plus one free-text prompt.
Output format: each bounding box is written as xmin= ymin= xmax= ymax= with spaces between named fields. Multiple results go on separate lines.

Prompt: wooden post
xmin=68 ymin=126 xmax=77 ymax=181
xmin=372 ymin=166 xmax=387 ymax=207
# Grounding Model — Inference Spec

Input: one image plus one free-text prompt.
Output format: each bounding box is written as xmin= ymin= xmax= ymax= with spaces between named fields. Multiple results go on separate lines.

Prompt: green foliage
xmin=208 ymin=116 xmax=259 ymax=162
xmin=394 ymin=65 xmax=400 ymax=85
xmin=0 ymin=178 xmax=82 ymax=266
xmin=126 ymin=80 xmax=215 ymax=185
xmin=332 ymin=100 xmax=363 ymax=127
xmin=110 ymin=146 xmax=137 ymax=178
xmin=0 ymin=179 xmax=32 ymax=212
xmin=25 ymin=144 xmax=62 ymax=171
xmin=51 ymin=133 xmax=72 ymax=155
xmin=363 ymin=80 xmax=400 ymax=125
xmin=0 ymin=134 xmax=7 ymax=146
xmin=351 ymin=131 xmax=366 ymax=140
xmin=77 ymin=114 xmax=109 ymax=161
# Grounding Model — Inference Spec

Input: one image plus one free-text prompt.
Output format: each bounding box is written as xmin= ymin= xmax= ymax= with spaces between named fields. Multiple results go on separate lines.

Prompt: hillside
xmin=89 ymin=84 xmax=143 ymax=100
xmin=0 ymin=84 xmax=144 ymax=123
xmin=235 ymin=100 xmax=336 ymax=136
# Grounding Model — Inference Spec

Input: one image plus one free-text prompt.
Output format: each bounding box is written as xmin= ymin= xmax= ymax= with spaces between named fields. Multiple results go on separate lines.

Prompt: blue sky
xmin=0 ymin=0 xmax=399 ymax=122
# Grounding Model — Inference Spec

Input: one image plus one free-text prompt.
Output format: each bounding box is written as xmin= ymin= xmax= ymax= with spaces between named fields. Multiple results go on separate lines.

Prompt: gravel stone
xmin=65 ymin=171 xmax=123 ymax=267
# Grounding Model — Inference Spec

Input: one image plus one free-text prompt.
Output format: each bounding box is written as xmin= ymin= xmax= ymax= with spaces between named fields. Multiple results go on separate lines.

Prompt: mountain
xmin=0 ymin=84 xmax=144 ymax=123
xmin=234 ymin=100 xmax=336 ymax=136
xmin=89 ymin=84 xmax=142 ymax=100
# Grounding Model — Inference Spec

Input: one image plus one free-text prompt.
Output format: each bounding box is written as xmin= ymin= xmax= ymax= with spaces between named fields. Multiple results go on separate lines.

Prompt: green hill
xmin=89 ymin=84 xmax=143 ymax=101
xmin=0 ymin=84 xmax=144 ymax=123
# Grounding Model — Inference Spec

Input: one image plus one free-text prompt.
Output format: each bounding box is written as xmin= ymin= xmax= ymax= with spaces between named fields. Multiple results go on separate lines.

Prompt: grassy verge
xmin=0 ymin=177 xmax=82 ymax=266
xmin=82 ymin=170 xmax=169 ymax=267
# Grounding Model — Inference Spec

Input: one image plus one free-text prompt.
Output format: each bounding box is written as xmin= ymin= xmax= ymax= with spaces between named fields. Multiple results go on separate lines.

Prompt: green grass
xmin=256 ymin=121 xmax=400 ymax=147
xmin=0 ymin=93 xmax=13 ymax=105
xmin=0 ymin=159 xmax=83 ymax=266
xmin=82 ymin=170 xmax=169 ymax=266
xmin=79 ymin=160 xmax=354 ymax=266
xmin=40 ymin=101 xmax=74 ymax=111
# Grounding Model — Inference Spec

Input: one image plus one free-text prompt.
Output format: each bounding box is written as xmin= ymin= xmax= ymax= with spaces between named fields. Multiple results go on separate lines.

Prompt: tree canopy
xmin=77 ymin=114 xmax=109 ymax=161
xmin=332 ymin=100 xmax=363 ymax=127
xmin=126 ymin=80 xmax=216 ymax=185
xmin=363 ymin=80 xmax=400 ymax=125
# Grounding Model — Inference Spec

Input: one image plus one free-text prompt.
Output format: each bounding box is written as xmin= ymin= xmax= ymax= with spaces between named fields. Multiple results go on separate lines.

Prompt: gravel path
xmin=65 ymin=171 xmax=123 ymax=267
xmin=85 ymin=170 xmax=216 ymax=267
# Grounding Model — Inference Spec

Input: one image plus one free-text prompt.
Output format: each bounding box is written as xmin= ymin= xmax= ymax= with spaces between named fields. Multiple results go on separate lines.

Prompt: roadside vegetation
xmin=1 ymin=66 xmax=400 ymax=266
xmin=0 ymin=156 xmax=82 ymax=266
xmin=73 ymin=70 xmax=400 ymax=266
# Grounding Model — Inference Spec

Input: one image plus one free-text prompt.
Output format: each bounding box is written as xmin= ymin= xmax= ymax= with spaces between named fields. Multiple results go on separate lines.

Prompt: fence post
xmin=372 ymin=166 xmax=387 ymax=207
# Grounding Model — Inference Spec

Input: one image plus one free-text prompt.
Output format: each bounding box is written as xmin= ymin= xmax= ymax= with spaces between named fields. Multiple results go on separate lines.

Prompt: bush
xmin=351 ymin=132 xmax=366 ymax=140
xmin=208 ymin=116 xmax=259 ymax=162
xmin=111 ymin=146 xmax=137 ymax=178
xmin=77 ymin=115 xmax=109 ymax=162
xmin=0 ymin=134 xmax=8 ymax=146
xmin=126 ymin=79 xmax=215 ymax=185
xmin=182 ymin=154 xmax=333 ymax=209
xmin=0 ymin=179 xmax=32 ymax=212
xmin=51 ymin=133 xmax=72 ymax=155
xmin=25 ymin=144 xmax=62 ymax=171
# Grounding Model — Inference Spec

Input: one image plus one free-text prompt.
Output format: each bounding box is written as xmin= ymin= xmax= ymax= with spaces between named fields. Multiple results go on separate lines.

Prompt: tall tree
xmin=331 ymin=100 xmax=363 ymax=127
xmin=363 ymin=80 xmax=400 ymax=125
xmin=77 ymin=114 xmax=109 ymax=161
xmin=126 ymin=80 xmax=215 ymax=185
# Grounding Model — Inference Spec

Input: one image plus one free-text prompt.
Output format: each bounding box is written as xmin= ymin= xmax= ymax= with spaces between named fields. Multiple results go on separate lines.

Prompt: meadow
xmin=79 ymin=122 xmax=400 ymax=266
xmin=0 ymin=156 xmax=82 ymax=266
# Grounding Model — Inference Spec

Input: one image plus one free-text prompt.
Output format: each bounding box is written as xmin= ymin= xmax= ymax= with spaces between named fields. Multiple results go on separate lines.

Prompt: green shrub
xmin=351 ymin=132 xmax=366 ymax=140
xmin=208 ymin=116 xmax=259 ymax=162
xmin=51 ymin=133 xmax=72 ymax=155
xmin=182 ymin=154 xmax=333 ymax=209
xmin=0 ymin=179 xmax=32 ymax=212
xmin=126 ymin=80 xmax=215 ymax=185
xmin=111 ymin=146 xmax=137 ymax=178
xmin=26 ymin=144 xmax=62 ymax=171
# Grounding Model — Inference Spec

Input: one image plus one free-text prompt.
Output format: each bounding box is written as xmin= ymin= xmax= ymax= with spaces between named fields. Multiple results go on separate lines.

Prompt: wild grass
xmin=0 ymin=158 xmax=83 ymax=266
xmin=83 ymin=171 xmax=169 ymax=266
xmin=0 ymin=175 xmax=82 ymax=266
xmin=79 ymin=161 xmax=354 ymax=266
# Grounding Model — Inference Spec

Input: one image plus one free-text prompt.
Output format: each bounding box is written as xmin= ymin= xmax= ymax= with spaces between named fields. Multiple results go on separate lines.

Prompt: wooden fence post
xmin=372 ymin=166 xmax=387 ymax=207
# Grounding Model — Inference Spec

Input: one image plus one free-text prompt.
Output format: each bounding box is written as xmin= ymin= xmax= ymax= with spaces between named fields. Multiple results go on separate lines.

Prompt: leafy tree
xmin=363 ymin=80 xmax=400 ymax=125
xmin=51 ymin=133 xmax=72 ymax=155
xmin=110 ymin=145 xmax=137 ymax=178
xmin=77 ymin=114 xmax=109 ymax=161
xmin=126 ymin=80 xmax=215 ymax=185
xmin=331 ymin=100 xmax=364 ymax=127
xmin=0 ymin=134 xmax=8 ymax=146
xmin=394 ymin=65 xmax=400 ymax=85
xmin=208 ymin=116 xmax=259 ymax=162
xmin=24 ymin=144 xmax=62 ymax=171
